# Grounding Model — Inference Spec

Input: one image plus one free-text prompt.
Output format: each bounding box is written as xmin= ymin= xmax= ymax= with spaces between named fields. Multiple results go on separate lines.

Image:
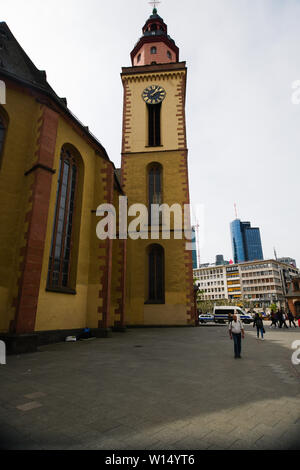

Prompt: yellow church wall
xmin=34 ymin=117 xmax=112 ymax=332
xmin=86 ymin=156 xmax=108 ymax=329
xmin=143 ymin=305 xmax=187 ymax=326
xmin=125 ymin=237 xmax=190 ymax=325
xmin=109 ymin=189 xmax=123 ymax=328
xmin=122 ymin=150 xmax=189 ymax=226
xmin=122 ymin=68 xmax=186 ymax=154
xmin=110 ymin=238 xmax=121 ymax=327
xmin=0 ymin=88 xmax=42 ymax=332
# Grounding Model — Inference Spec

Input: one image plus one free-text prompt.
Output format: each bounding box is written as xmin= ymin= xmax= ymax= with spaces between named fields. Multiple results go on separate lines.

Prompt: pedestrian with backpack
xmin=253 ymin=313 xmax=265 ymax=340
xmin=229 ymin=311 xmax=245 ymax=359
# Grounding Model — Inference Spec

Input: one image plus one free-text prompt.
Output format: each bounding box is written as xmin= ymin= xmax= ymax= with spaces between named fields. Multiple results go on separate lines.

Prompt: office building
xmin=215 ymin=255 xmax=230 ymax=266
xmin=194 ymin=259 xmax=299 ymax=306
xmin=277 ymin=257 xmax=297 ymax=268
xmin=230 ymin=219 xmax=263 ymax=264
xmin=192 ymin=227 xmax=198 ymax=270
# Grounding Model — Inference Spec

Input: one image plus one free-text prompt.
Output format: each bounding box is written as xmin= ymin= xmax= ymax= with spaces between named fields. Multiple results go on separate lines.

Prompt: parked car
xmin=213 ymin=306 xmax=253 ymax=324
xmin=198 ymin=313 xmax=214 ymax=324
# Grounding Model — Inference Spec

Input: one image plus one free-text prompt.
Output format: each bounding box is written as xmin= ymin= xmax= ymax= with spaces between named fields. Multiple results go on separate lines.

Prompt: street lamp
xmin=193 ymin=284 xmax=200 ymax=326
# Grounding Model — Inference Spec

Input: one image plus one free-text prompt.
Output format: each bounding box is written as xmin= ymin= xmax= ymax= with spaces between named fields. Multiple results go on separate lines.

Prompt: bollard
xmin=0 ymin=340 xmax=6 ymax=365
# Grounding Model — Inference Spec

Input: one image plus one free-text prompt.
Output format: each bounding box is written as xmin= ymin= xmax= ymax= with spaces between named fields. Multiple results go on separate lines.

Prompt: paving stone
xmin=16 ymin=402 xmax=43 ymax=412
xmin=1 ymin=326 xmax=300 ymax=449
xmin=24 ymin=392 xmax=47 ymax=400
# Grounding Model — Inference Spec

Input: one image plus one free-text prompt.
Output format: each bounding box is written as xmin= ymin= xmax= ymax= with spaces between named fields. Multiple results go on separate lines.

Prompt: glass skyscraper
xmin=192 ymin=226 xmax=198 ymax=269
xmin=230 ymin=219 xmax=263 ymax=264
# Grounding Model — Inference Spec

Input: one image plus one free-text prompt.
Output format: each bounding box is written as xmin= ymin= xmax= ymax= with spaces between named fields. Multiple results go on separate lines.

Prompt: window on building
xmin=167 ymin=50 xmax=172 ymax=60
xmin=137 ymin=53 xmax=141 ymax=63
xmin=147 ymin=244 xmax=165 ymax=303
xmin=151 ymin=46 xmax=157 ymax=54
xmin=147 ymin=102 xmax=161 ymax=146
xmin=148 ymin=163 xmax=162 ymax=205
xmin=47 ymin=146 xmax=80 ymax=290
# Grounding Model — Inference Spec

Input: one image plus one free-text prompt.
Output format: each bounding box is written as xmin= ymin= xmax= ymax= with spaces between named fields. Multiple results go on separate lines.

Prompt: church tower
xmin=121 ymin=7 xmax=195 ymax=326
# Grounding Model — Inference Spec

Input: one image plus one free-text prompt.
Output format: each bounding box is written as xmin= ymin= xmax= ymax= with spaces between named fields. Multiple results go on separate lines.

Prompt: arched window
xmin=0 ymin=113 xmax=7 ymax=168
xmin=147 ymin=102 xmax=161 ymax=146
xmin=148 ymin=163 xmax=162 ymax=206
xmin=151 ymin=24 xmax=157 ymax=31
xmin=151 ymin=46 xmax=157 ymax=54
xmin=148 ymin=163 xmax=162 ymax=226
xmin=47 ymin=146 xmax=79 ymax=290
xmin=147 ymin=244 xmax=165 ymax=303
xmin=137 ymin=53 xmax=141 ymax=63
xmin=167 ymin=50 xmax=172 ymax=60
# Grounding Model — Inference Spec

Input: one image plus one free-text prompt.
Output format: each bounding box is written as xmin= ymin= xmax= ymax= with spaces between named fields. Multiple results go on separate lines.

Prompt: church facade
xmin=0 ymin=9 xmax=195 ymax=352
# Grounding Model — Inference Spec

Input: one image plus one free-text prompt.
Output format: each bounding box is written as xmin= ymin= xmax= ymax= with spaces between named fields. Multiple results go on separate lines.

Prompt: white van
xmin=213 ymin=306 xmax=253 ymax=324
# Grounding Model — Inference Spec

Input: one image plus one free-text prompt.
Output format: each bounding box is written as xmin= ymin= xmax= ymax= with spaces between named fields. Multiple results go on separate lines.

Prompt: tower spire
xmin=149 ymin=0 xmax=161 ymax=14
xmin=131 ymin=1 xmax=179 ymax=66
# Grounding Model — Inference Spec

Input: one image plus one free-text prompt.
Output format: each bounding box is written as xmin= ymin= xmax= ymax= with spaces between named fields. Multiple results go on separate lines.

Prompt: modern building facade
xmin=286 ymin=276 xmax=300 ymax=318
xmin=215 ymin=255 xmax=229 ymax=266
xmin=278 ymin=257 xmax=297 ymax=268
xmin=230 ymin=219 xmax=263 ymax=264
xmin=194 ymin=265 xmax=228 ymax=301
xmin=194 ymin=259 xmax=299 ymax=307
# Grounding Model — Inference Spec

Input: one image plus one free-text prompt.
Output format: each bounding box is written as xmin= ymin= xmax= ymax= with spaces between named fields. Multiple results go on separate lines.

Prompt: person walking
xmin=277 ymin=309 xmax=283 ymax=328
xmin=253 ymin=313 xmax=265 ymax=340
xmin=287 ymin=309 xmax=297 ymax=328
xmin=281 ymin=311 xmax=289 ymax=329
xmin=229 ymin=312 xmax=245 ymax=358
xmin=270 ymin=311 xmax=277 ymax=328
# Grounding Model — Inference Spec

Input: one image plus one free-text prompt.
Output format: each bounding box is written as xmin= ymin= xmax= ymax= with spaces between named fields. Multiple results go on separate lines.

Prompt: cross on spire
xmin=149 ymin=0 xmax=161 ymax=13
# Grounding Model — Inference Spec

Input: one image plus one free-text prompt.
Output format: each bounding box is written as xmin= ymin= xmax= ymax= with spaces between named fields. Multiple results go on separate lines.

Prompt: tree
xmin=270 ymin=303 xmax=277 ymax=313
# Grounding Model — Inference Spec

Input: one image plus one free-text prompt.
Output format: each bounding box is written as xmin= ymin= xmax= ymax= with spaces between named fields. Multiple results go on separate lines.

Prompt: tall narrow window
xmin=148 ymin=163 xmax=162 ymax=225
xmin=148 ymin=102 xmax=161 ymax=146
xmin=148 ymin=244 xmax=165 ymax=303
xmin=47 ymin=147 xmax=78 ymax=290
xmin=0 ymin=115 xmax=6 ymax=165
xmin=151 ymin=46 xmax=157 ymax=54
xmin=148 ymin=163 xmax=162 ymax=206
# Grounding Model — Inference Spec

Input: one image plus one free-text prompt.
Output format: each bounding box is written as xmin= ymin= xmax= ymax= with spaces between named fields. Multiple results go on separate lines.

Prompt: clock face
xmin=142 ymin=85 xmax=166 ymax=105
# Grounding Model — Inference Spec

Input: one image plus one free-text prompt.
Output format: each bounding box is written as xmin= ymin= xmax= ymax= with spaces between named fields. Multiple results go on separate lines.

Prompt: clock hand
xmin=151 ymin=87 xmax=160 ymax=96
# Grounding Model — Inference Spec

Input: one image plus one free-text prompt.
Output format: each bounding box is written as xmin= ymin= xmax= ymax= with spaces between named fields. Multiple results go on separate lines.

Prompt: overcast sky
xmin=2 ymin=0 xmax=300 ymax=265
